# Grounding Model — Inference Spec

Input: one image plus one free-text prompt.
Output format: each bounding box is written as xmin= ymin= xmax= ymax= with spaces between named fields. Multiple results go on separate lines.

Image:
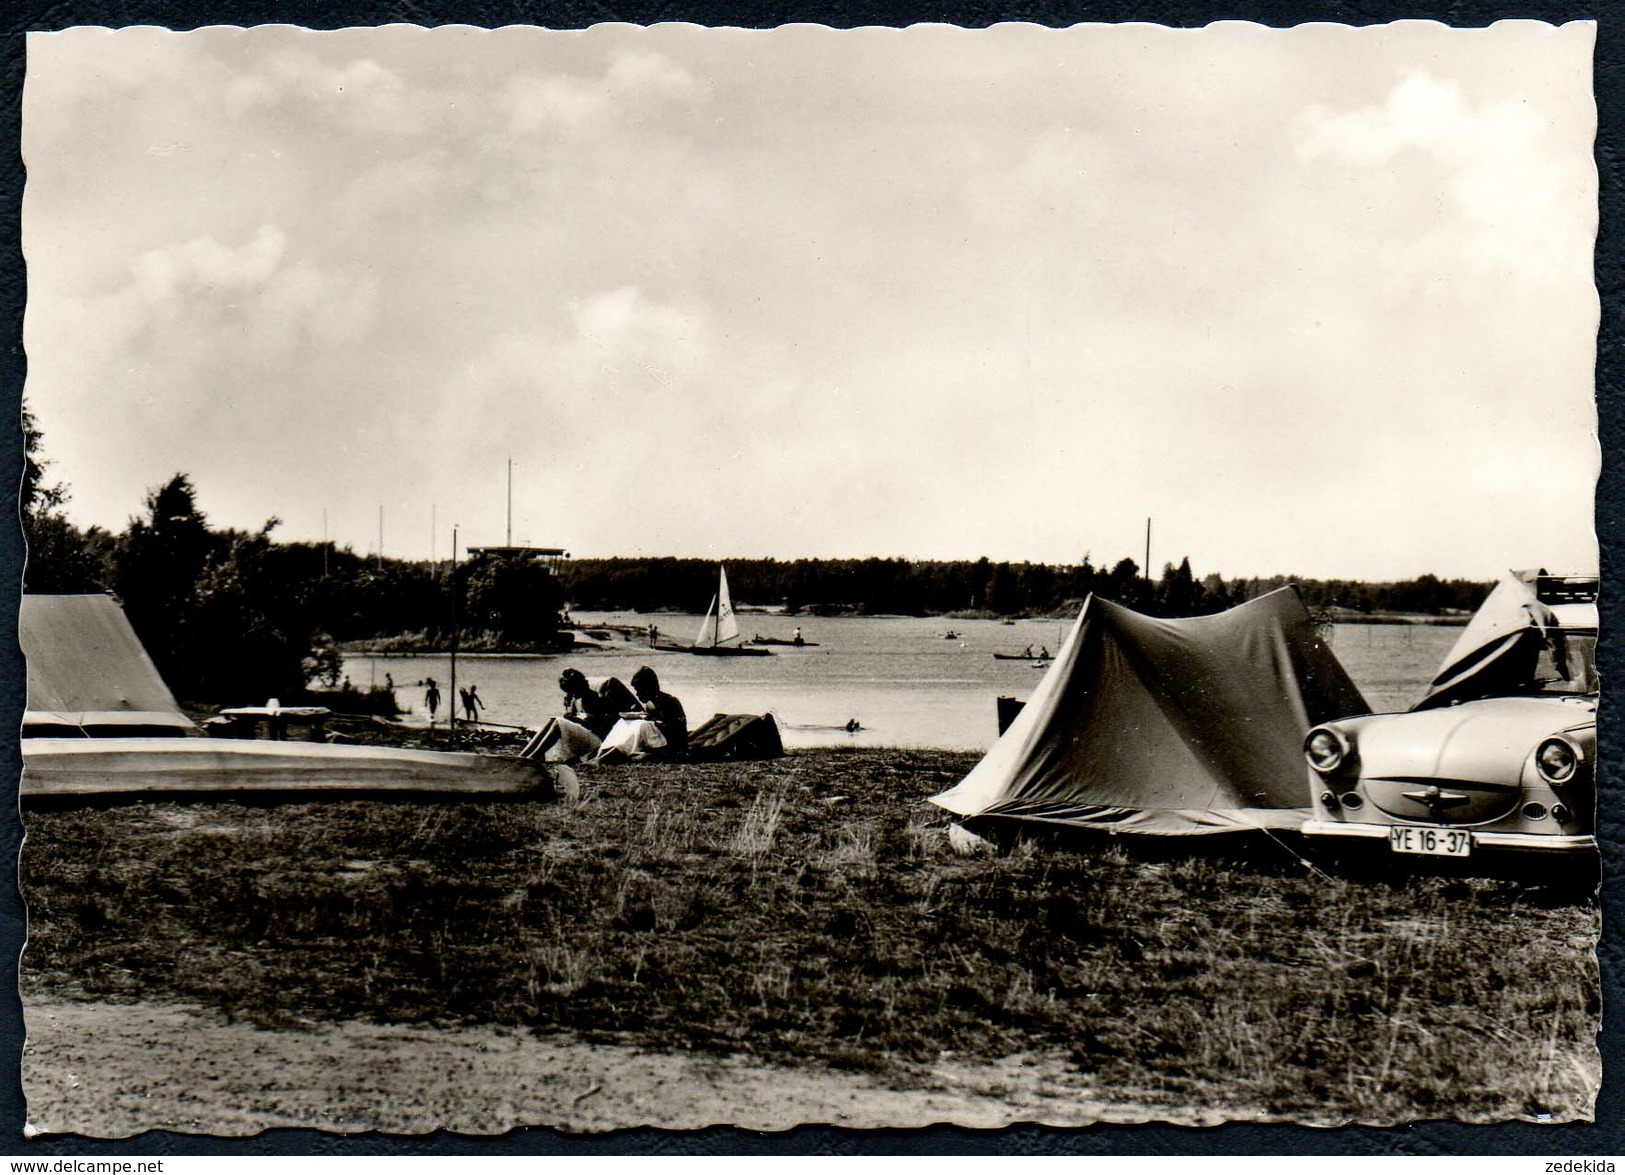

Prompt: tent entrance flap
xmin=930 ymin=587 xmax=1369 ymax=835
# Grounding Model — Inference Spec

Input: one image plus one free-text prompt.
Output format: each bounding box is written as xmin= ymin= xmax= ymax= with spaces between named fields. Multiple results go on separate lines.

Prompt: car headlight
xmin=1305 ymin=728 xmax=1349 ymax=774
xmin=1536 ymin=737 xmax=1580 ymax=785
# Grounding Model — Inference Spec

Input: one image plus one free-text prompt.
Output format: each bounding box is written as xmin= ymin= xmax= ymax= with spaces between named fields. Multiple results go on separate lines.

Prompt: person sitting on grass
xmin=595 ymin=674 xmax=640 ymax=721
xmin=582 ymin=666 xmax=689 ymax=764
xmin=630 ymin=665 xmax=688 ymax=761
xmin=520 ymin=669 xmax=636 ymax=762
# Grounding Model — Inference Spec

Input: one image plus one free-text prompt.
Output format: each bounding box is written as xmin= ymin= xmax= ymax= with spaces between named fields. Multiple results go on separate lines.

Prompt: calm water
xmin=342 ymin=615 xmax=1461 ymax=752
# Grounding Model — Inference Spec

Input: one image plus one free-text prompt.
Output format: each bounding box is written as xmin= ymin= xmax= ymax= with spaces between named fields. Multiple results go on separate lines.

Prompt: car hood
xmin=1340 ymin=695 xmax=1595 ymax=788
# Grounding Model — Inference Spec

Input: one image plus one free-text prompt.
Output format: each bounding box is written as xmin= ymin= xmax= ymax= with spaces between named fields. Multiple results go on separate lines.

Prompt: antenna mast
xmin=449 ymin=524 xmax=459 ymax=730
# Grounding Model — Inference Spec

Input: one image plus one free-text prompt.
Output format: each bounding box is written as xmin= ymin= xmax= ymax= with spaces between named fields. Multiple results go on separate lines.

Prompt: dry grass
xmin=730 ymin=788 xmax=789 ymax=858
xmin=19 ymin=748 xmax=1600 ymax=1124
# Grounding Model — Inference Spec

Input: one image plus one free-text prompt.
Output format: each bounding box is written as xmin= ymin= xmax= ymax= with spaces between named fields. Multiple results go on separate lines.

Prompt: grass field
xmin=21 ymin=748 xmax=1600 ymax=1126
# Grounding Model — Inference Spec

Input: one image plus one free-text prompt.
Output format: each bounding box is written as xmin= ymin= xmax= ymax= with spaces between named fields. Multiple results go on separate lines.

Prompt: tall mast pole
xmin=321 ymin=508 xmax=329 ymax=578
xmin=1145 ymin=517 xmax=1152 ymax=582
xmin=449 ymin=524 xmax=459 ymax=731
xmin=431 ymin=504 xmax=436 ymax=565
xmin=506 ymin=458 xmax=513 ymax=547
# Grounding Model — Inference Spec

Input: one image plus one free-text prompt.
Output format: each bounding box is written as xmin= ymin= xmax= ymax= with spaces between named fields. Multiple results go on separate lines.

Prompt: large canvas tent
xmin=930 ymin=588 xmax=1369 ymax=834
xmin=21 ymin=594 xmax=197 ymax=737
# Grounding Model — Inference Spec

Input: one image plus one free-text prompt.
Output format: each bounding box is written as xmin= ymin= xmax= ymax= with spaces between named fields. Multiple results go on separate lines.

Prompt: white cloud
xmin=226 ymin=50 xmax=438 ymax=137
xmin=32 ymin=224 xmax=379 ymax=450
xmin=85 ymin=225 xmax=377 ymax=358
xmin=422 ymin=286 xmax=713 ymax=464
xmin=1295 ymin=70 xmax=1596 ymax=271
xmin=128 ymin=224 xmax=286 ymax=304
xmin=502 ymin=50 xmax=706 ymax=138
xmin=1297 ymin=71 xmax=1469 ymax=165
xmin=563 ymin=286 xmax=711 ymax=390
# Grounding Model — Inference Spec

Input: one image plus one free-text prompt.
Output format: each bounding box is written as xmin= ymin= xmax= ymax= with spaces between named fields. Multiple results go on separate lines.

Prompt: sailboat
xmin=679 ymin=565 xmax=774 ymax=657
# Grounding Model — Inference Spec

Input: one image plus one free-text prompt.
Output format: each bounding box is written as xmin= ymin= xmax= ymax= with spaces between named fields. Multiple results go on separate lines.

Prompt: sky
xmin=22 ymin=21 xmax=1599 ymax=580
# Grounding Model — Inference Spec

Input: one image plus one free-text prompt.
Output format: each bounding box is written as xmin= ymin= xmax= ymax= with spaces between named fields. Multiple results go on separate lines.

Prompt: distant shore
xmin=1321 ymin=611 xmax=1469 ymax=626
xmin=338 ymin=608 xmax=1468 ymax=658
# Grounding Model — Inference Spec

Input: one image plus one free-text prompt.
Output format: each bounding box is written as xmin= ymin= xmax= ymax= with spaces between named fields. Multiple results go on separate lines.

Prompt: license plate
xmin=1389 ymin=826 xmax=1472 ymax=857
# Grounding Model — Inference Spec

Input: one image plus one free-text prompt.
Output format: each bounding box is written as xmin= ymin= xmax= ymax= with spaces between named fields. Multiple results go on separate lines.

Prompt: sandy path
xmin=23 ymin=999 xmax=1211 ymax=1137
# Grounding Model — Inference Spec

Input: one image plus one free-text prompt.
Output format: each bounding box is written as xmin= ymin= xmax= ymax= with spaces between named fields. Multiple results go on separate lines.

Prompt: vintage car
xmin=1301 ymin=572 xmax=1598 ymax=857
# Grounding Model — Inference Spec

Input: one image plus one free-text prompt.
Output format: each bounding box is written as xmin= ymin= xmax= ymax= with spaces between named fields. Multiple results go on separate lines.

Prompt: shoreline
xmin=341 ymin=611 xmax=1469 ymax=658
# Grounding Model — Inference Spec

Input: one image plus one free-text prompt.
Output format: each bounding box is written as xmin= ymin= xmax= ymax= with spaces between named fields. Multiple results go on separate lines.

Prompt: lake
xmin=341 ymin=613 xmax=1462 ymax=752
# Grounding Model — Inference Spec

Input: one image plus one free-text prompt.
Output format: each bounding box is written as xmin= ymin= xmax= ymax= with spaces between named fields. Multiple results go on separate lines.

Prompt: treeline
xmin=23 ymin=406 xmax=565 ymax=703
xmin=23 ymin=404 xmax=1489 ymax=702
xmin=26 ymin=473 xmax=566 ymax=703
xmin=556 ymin=556 xmax=1492 ymax=619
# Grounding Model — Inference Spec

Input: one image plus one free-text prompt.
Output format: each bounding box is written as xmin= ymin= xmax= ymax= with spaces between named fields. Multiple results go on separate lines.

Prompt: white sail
xmin=693 ymin=567 xmax=741 ymax=647
xmin=694 ymin=594 xmax=719 ymax=647
xmin=715 ymin=566 xmax=740 ymax=644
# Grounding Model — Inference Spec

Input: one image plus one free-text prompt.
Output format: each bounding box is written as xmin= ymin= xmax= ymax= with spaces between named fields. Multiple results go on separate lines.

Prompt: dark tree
xmin=186 ymin=519 xmax=324 ymax=703
xmin=1155 ymin=557 xmax=1207 ymax=616
xmin=463 ymin=555 xmax=566 ymax=646
xmin=20 ymin=400 xmax=66 ymax=520
xmin=113 ymin=475 xmax=216 ymax=688
xmin=20 ymin=398 xmax=112 ymax=592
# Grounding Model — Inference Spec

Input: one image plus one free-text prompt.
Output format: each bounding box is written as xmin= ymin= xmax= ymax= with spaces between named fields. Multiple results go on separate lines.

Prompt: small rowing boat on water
xmin=750 ymin=636 xmax=820 ymax=647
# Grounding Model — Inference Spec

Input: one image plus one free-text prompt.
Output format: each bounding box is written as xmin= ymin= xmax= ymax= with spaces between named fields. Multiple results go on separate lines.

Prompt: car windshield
xmin=1532 ymin=631 xmax=1598 ymax=695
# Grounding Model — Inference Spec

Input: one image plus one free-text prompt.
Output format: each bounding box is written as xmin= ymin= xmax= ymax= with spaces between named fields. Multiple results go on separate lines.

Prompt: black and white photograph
xmin=14 ymin=18 xmax=1602 ymax=1136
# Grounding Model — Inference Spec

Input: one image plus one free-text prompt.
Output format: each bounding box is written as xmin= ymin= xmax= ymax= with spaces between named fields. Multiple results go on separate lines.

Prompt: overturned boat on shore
xmin=20 ymin=594 xmax=563 ymax=804
xmin=23 ymin=736 xmax=559 ymax=802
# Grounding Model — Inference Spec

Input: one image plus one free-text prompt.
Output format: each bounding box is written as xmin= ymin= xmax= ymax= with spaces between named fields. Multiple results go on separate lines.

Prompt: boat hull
xmin=676 ymin=645 xmax=774 ymax=657
xmin=20 ymin=737 xmax=559 ymax=802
